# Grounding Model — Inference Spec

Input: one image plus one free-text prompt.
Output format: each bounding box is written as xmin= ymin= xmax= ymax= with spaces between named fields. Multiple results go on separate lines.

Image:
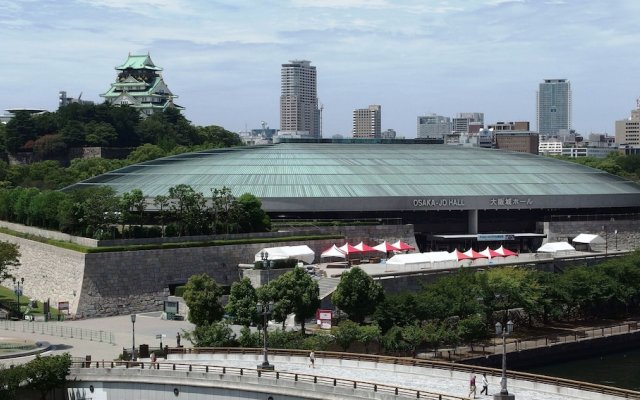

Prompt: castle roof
xmin=115 ymin=54 xmax=163 ymax=71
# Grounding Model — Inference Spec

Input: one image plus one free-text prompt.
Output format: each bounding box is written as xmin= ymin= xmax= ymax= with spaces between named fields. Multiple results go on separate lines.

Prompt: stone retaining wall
xmin=542 ymin=218 xmax=640 ymax=251
xmin=0 ymin=223 xmax=415 ymax=318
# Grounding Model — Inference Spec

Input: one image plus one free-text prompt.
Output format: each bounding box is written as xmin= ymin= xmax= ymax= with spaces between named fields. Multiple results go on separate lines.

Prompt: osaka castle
xmin=101 ymin=53 xmax=183 ymax=116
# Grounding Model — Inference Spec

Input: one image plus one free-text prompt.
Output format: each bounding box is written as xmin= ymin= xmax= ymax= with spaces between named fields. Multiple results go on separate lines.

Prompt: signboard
xmin=164 ymin=300 xmax=179 ymax=314
xmin=316 ymin=309 xmax=333 ymax=329
xmin=477 ymin=234 xmax=515 ymax=242
xmin=58 ymin=301 xmax=70 ymax=313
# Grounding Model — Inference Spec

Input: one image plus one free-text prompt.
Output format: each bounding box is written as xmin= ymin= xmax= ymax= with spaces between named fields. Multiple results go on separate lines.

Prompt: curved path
xmin=166 ymin=348 xmax=640 ymax=400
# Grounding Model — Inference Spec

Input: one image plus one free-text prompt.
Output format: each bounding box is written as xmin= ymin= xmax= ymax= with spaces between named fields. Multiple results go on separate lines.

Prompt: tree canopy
xmin=332 ymin=267 xmax=384 ymax=323
xmin=182 ymin=273 xmax=224 ymax=326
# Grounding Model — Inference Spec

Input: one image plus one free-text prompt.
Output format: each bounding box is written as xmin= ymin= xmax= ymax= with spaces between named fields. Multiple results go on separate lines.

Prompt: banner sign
xmin=477 ymin=234 xmax=515 ymax=241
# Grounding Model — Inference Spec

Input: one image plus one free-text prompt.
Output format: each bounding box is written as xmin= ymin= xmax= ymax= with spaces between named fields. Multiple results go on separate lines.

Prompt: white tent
xmin=386 ymin=251 xmax=457 ymax=270
xmin=254 ymin=245 xmax=315 ymax=264
xmin=320 ymin=244 xmax=346 ymax=259
xmin=537 ymin=242 xmax=575 ymax=254
xmin=572 ymin=234 xmax=605 ymax=244
xmin=572 ymin=233 xmax=606 ymax=252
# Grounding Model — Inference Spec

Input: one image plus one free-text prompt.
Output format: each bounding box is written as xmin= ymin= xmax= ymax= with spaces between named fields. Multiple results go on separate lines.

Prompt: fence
xmin=71 ymin=359 xmax=467 ymax=400
xmin=167 ymin=347 xmax=640 ymax=399
xmin=0 ymin=320 xmax=115 ymax=345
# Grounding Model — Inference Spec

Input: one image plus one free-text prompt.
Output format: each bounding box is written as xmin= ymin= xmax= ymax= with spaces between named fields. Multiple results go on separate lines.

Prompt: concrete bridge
xmin=67 ymin=349 xmax=640 ymax=400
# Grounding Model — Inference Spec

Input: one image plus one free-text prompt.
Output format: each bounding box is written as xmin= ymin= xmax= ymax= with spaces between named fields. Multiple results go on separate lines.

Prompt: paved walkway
xmin=167 ymin=353 xmax=610 ymax=400
xmin=0 ymin=312 xmax=195 ymax=365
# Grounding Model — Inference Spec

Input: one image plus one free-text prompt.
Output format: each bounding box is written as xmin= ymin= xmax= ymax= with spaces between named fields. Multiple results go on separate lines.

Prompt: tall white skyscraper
xmin=352 ymin=105 xmax=381 ymax=138
xmin=280 ymin=60 xmax=320 ymax=137
xmin=536 ymin=79 xmax=572 ymax=136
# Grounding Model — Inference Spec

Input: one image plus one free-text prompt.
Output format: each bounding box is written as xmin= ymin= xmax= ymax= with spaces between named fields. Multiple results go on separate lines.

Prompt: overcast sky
xmin=1 ymin=0 xmax=639 ymax=137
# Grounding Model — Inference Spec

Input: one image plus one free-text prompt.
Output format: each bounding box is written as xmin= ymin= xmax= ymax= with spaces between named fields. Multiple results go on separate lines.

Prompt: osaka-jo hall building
xmin=68 ymin=142 xmax=640 ymax=252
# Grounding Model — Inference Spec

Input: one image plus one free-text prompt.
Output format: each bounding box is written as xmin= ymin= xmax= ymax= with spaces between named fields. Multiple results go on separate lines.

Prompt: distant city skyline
xmin=1 ymin=1 xmax=639 ymax=137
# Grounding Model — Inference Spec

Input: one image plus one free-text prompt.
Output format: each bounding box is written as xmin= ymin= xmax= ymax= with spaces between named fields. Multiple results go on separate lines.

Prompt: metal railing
xmin=0 ymin=320 xmax=115 ymax=345
xmin=71 ymin=359 xmax=466 ymax=400
xmin=167 ymin=347 xmax=640 ymax=399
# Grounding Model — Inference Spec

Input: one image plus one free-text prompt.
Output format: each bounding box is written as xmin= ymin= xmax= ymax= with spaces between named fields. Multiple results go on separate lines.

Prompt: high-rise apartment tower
xmin=280 ymin=60 xmax=320 ymax=137
xmin=536 ymin=79 xmax=571 ymax=136
xmin=352 ymin=105 xmax=381 ymax=138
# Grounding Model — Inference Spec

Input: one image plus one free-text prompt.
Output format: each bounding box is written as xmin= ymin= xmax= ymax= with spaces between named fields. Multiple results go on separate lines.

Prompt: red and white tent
xmin=480 ymin=246 xmax=504 ymax=259
xmin=464 ymin=248 xmax=488 ymax=259
xmin=495 ymin=246 xmax=518 ymax=257
xmin=339 ymin=243 xmax=362 ymax=255
xmin=354 ymin=241 xmax=377 ymax=253
xmin=321 ymin=244 xmax=346 ymax=259
xmin=451 ymin=249 xmax=473 ymax=261
xmin=373 ymin=241 xmax=399 ymax=253
xmin=392 ymin=240 xmax=415 ymax=251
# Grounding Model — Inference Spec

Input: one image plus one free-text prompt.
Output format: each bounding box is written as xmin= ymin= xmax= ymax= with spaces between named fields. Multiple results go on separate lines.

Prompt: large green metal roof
xmin=115 ymin=54 xmax=162 ymax=71
xmin=65 ymin=143 xmax=640 ymax=212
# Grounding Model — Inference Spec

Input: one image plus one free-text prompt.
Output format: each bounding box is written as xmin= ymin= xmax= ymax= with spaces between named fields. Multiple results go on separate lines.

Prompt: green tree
xmin=185 ymin=321 xmax=237 ymax=347
xmin=358 ymin=323 xmax=381 ymax=353
xmin=236 ymin=193 xmax=271 ymax=233
xmin=153 ymin=194 xmax=170 ymax=237
xmin=373 ymin=292 xmax=419 ymax=333
xmin=401 ymin=323 xmax=425 ymax=356
xmin=269 ymin=267 xmax=320 ymax=332
xmin=5 ymin=110 xmax=36 ymax=152
xmin=225 ymin=277 xmax=259 ymax=327
xmin=24 ymin=353 xmax=72 ymax=400
xmin=79 ymin=186 xmax=120 ymax=239
xmin=332 ymin=267 xmax=384 ymax=323
xmin=126 ymin=143 xmax=167 ymax=163
xmin=0 ymin=362 xmax=27 ymax=400
xmin=183 ymin=273 xmax=224 ymax=326
xmin=196 ymin=125 xmax=243 ymax=147
xmin=32 ymin=134 xmax=67 ymax=161
xmin=85 ymin=121 xmax=118 ymax=146
xmin=28 ymin=190 xmax=67 ymax=229
xmin=0 ymin=241 xmax=21 ymax=282
xmin=333 ymin=320 xmax=361 ymax=351
xmin=168 ymin=184 xmax=206 ymax=236
xmin=60 ymin=120 xmax=86 ymax=146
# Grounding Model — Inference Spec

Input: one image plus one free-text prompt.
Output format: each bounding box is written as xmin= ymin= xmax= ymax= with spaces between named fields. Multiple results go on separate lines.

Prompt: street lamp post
xmin=603 ymin=225 xmax=608 ymax=256
xmin=614 ymin=229 xmax=618 ymax=250
xmin=12 ymin=277 xmax=24 ymax=317
xmin=130 ymin=314 xmax=137 ymax=362
xmin=256 ymin=301 xmax=275 ymax=371
xmin=494 ymin=320 xmax=515 ymax=400
xmin=260 ymin=250 xmax=271 ymax=284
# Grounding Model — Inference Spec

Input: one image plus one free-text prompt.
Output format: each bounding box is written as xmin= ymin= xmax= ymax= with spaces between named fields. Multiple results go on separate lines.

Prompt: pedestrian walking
xmin=480 ymin=373 xmax=488 ymax=395
xmin=309 ymin=351 xmax=315 ymax=368
xmin=468 ymin=374 xmax=477 ymax=399
xmin=176 ymin=332 xmax=181 ymax=347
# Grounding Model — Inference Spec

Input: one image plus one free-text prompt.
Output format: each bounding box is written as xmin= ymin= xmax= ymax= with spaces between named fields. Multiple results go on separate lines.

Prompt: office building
xmin=417 ymin=114 xmax=452 ymax=139
xmin=352 ymin=105 xmax=381 ymax=138
xmin=101 ymin=54 xmax=183 ymax=117
xmin=536 ymin=79 xmax=571 ymax=136
xmin=381 ymin=129 xmax=396 ymax=139
xmin=615 ymin=103 xmax=640 ymax=146
xmin=280 ymin=60 xmax=320 ymax=138
xmin=495 ymin=131 xmax=539 ymax=154
xmin=488 ymin=121 xmax=530 ymax=131
xmin=452 ymin=112 xmax=484 ymax=134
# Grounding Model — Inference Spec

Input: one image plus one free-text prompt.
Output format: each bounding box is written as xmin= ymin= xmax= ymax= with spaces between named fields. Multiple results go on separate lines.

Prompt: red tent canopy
xmin=452 ymin=249 xmax=473 ymax=261
xmin=392 ymin=240 xmax=415 ymax=251
xmin=373 ymin=241 xmax=399 ymax=253
xmin=495 ymin=245 xmax=518 ymax=257
xmin=354 ymin=241 xmax=377 ymax=252
xmin=464 ymin=248 xmax=488 ymax=259
xmin=339 ymin=243 xmax=362 ymax=255
xmin=480 ymin=246 xmax=503 ymax=259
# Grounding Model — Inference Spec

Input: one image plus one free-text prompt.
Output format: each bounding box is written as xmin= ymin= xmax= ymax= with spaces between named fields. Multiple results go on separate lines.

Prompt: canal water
xmin=524 ymin=347 xmax=640 ymax=391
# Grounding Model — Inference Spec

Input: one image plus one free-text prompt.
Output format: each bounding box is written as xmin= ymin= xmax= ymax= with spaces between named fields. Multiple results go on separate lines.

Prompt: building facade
xmin=280 ymin=60 xmax=320 ymax=138
xmin=615 ymin=105 xmax=640 ymax=146
xmin=417 ymin=114 xmax=452 ymax=139
xmin=488 ymin=121 xmax=530 ymax=131
xmin=536 ymin=79 xmax=571 ymax=136
xmin=495 ymin=131 xmax=540 ymax=154
xmin=101 ymin=54 xmax=183 ymax=117
xmin=452 ymin=112 xmax=484 ymax=134
xmin=352 ymin=105 xmax=381 ymax=138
